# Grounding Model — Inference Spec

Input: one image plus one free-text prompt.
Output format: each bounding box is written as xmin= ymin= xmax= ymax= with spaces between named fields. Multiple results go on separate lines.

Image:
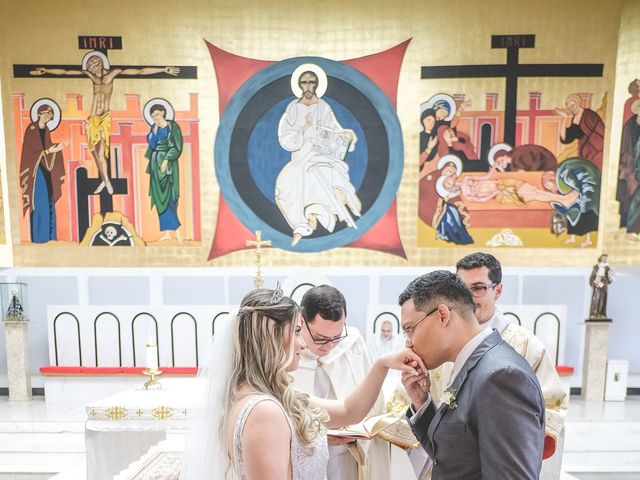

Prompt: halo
xmin=419 ymin=100 xmax=433 ymax=115
xmin=487 ymin=143 xmax=513 ymax=166
xmin=143 ymin=98 xmax=175 ymax=125
xmin=290 ymin=63 xmax=327 ymax=98
xmin=82 ymin=50 xmax=110 ymax=70
xmin=436 ymin=154 xmax=463 ymax=176
xmin=424 ymin=93 xmax=457 ymax=121
xmin=30 ymin=98 xmax=61 ymax=131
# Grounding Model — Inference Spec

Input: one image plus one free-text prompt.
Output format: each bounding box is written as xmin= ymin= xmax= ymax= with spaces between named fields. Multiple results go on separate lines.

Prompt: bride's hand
xmin=377 ymin=348 xmax=427 ymax=376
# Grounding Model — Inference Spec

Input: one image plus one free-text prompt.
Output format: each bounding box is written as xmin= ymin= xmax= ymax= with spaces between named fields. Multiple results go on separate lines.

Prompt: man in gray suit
xmin=400 ymin=270 xmax=545 ymax=479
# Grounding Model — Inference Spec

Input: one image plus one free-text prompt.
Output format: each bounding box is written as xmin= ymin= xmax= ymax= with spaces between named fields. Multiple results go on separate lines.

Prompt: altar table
xmin=85 ymin=378 xmax=198 ymax=480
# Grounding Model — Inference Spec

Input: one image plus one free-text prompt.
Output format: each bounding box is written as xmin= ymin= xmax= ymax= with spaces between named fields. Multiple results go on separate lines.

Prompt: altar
xmin=85 ymin=377 xmax=197 ymax=480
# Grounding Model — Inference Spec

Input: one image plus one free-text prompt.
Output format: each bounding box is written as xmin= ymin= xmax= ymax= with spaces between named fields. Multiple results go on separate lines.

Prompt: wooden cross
xmin=246 ymin=230 xmax=271 ymax=289
xmin=421 ymin=34 xmax=603 ymax=146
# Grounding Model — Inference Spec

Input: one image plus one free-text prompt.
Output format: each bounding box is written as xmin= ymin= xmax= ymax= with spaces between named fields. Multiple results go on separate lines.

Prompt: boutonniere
xmin=442 ymin=387 xmax=458 ymax=410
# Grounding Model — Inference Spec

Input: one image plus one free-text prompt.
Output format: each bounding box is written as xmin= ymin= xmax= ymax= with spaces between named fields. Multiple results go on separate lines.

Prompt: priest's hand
xmin=402 ymin=367 xmax=430 ymax=411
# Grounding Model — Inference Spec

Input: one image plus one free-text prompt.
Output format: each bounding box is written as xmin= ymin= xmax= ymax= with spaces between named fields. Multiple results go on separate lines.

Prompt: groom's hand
xmin=402 ymin=368 xmax=430 ymax=411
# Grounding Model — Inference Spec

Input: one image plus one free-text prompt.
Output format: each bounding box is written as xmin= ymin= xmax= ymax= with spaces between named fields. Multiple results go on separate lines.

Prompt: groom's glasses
xmin=402 ymin=305 xmax=452 ymax=341
xmin=304 ymin=319 xmax=349 ymax=345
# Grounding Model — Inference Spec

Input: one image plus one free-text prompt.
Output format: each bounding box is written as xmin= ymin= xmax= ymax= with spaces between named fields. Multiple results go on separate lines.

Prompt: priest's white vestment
xmin=290 ymin=326 xmax=391 ymax=480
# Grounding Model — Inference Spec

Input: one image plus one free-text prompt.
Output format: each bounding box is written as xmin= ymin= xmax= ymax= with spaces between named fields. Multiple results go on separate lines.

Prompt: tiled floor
xmin=0 ymin=395 xmax=639 ymax=479
xmin=563 ymin=397 xmax=640 ymax=476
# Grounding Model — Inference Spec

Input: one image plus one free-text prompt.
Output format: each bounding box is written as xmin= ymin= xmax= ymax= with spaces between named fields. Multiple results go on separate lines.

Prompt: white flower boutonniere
xmin=442 ymin=387 xmax=458 ymax=410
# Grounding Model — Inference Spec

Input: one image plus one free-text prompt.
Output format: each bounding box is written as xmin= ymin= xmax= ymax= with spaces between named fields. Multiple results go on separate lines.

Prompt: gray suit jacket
xmin=408 ymin=330 xmax=545 ymax=479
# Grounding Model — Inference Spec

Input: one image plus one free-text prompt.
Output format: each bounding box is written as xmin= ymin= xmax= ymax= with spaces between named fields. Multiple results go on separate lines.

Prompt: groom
xmin=400 ymin=271 xmax=545 ymax=479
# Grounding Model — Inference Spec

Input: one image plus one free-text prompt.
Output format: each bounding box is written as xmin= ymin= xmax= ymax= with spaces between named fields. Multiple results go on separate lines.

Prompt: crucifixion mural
xmin=13 ymin=35 xmax=200 ymax=245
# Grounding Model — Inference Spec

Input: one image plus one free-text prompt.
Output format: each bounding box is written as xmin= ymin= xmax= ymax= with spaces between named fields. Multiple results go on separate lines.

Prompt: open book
xmin=327 ymin=413 xmax=420 ymax=449
xmin=311 ymin=126 xmax=352 ymax=161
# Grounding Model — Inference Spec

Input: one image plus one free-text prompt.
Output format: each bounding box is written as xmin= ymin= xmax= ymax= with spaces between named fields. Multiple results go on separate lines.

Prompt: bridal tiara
xmin=269 ymin=282 xmax=284 ymax=304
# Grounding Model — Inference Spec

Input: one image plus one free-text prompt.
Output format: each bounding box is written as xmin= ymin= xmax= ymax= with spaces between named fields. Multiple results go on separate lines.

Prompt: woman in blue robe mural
xmin=19 ymin=101 xmax=67 ymax=243
xmin=144 ymin=100 xmax=183 ymax=242
xmin=433 ymin=155 xmax=474 ymax=245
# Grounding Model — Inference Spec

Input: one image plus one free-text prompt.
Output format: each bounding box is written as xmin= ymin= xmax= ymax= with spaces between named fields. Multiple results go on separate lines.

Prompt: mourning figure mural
xmin=19 ymin=100 xmax=67 ymax=243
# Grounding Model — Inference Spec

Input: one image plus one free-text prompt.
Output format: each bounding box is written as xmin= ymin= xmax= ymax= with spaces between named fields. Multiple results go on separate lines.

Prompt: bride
xmin=181 ymin=287 xmax=425 ymax=480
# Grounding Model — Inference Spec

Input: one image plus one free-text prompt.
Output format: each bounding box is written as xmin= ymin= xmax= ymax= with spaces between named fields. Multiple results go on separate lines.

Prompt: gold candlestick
xmin=143 ymin=342 xmax=162 ymax=389
xmin=246 ymin=230 xmax=271 ymax=288
xmin=143 ymin=367 xmax=163 ymax=389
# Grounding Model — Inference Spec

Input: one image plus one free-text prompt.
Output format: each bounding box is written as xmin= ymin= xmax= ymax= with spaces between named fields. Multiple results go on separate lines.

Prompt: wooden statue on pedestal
xmin=588 ymin=253 xmax=614 ymax=320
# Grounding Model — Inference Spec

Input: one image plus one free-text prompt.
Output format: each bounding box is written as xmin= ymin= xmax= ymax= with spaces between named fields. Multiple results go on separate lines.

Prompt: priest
xmin=291 ymin=285 xmax=390 ymax=480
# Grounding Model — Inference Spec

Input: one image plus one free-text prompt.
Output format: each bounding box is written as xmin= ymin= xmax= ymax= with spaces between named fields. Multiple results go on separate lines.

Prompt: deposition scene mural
xmin=617 ymin=79 xmax=640 ymax=236
xmin=12 ymin=38 xmax=201 ymax=247
xmin=208 ymin=42 xmax=407 ymax=259
xmin=417 ymin=34 xmax=605 ymax=249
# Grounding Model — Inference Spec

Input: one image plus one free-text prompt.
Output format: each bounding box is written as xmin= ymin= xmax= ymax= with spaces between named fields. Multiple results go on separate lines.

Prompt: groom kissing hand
xmin=400 ymin=270 xmax=545 ymax=480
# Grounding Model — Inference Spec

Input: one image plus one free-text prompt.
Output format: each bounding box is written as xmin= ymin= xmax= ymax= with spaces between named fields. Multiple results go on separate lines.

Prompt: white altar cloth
xmin=114 ymin=437 xmax=184 ymax=480
xmin=85 ymin=378 xmax=197 ymax=480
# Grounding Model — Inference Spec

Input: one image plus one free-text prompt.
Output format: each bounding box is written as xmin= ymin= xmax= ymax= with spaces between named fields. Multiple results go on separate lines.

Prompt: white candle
xmin=146 ymin=344 xmax=158 ymax=370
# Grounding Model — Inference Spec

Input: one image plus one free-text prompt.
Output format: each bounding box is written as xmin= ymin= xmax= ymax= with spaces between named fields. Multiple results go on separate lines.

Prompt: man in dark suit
xmin=400 ymin=270 xmax=545 ymax=479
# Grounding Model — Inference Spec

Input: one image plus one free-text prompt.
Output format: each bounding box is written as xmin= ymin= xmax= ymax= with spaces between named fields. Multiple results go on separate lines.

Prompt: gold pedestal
xmin=143 ymin=368 xmax=163 ymax=390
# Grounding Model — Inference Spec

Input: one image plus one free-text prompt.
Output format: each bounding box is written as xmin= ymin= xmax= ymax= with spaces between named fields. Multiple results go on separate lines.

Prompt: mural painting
xmin=208 ymin=42 xmax=408 ymax=259
xmin=12 ymin=36 xmax=200 ymax=247
xmin=616 ymin=79 xmax=640 ymax=236
xmin=418 ymin=34 xmax=605 ymax=249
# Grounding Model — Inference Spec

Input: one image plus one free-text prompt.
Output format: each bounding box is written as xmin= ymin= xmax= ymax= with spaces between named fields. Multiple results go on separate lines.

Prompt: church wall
xmin=606 ymin=272 xmax=640 ymax=380
xmin=88 ymin=276 xmax=150 ymax=305
xmin=163 ymin=276 xmax=226 ymax=305
xmin=0 ymin=0 xmax=639 ymax=394
xmin=0 ymin=265 xmax=638 ymax=393
xmin=521 ymin=275 xmax=589 ymax=386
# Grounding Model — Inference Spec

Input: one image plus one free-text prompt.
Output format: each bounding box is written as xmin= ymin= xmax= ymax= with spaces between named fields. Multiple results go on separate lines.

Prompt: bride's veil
xmin=181 ymin=311 xmax=238 ymax=479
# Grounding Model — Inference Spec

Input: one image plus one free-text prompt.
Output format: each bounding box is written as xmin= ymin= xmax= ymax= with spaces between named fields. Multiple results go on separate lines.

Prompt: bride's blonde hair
xmin=227 ymin=288 xmax=328 ymax=447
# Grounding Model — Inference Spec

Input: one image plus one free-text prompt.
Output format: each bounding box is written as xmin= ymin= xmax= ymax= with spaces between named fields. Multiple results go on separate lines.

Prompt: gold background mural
xmin=0 ymin=0 xmax=637 ymax=267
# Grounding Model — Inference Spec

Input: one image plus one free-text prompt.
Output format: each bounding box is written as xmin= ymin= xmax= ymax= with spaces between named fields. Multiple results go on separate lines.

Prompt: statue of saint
xmin=589 ymin=254 xmax=614 ymax=319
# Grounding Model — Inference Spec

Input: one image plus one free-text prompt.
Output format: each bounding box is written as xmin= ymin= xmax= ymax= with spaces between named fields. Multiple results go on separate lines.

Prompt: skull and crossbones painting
xmin=90 ymin=222 xmax=134 ymax=247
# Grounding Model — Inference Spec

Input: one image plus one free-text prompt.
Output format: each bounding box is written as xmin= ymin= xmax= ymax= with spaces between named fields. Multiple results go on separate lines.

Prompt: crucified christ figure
xmin=31 ymin=52 xmax=180 ymax=194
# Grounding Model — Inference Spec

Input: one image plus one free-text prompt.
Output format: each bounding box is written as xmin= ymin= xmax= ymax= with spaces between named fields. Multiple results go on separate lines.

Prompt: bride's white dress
xmin=233 ymin=394 xmax=329 ymax=480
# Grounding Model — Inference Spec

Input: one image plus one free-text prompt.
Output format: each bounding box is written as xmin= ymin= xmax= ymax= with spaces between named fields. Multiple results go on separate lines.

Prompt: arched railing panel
xmin=534 ymin=312 xmax=561 ymax=365
xmin=53 ymin=312 xmax=82 ymax=366
xmin=131 ymin=312 xmax=159 ymax=367
xmin=171 ymin=312 xmax=199 ymax=367
xmin=372 ymin=312 xmax=401 ymax=335
xmin=93 ymin=312 xmax=122 ymax=367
